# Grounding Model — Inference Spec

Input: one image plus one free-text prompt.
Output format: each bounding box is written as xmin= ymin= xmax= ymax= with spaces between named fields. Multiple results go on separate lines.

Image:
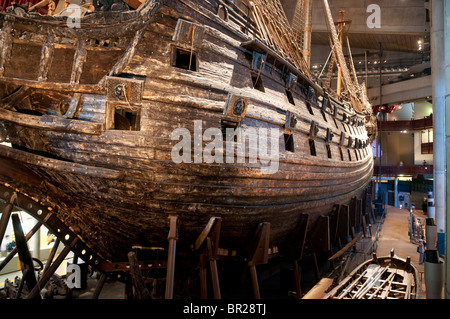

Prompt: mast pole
xmin=302 ymin=0 xmax=313 ymax=68
xmin=334 ymin=10 xmax=351 ymax=98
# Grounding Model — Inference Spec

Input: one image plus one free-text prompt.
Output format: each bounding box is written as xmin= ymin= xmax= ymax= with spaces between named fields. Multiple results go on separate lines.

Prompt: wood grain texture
xmin=0 ymin=0 xmax=375 ymax=262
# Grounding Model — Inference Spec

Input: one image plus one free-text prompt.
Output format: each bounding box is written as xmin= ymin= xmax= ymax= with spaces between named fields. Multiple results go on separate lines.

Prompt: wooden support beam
xmin=247 ymin=222 xmax=270 ymax=299
xmin=356 ymin=199 xmax=363 ymax=234
xmin=337 ymin=205 xmax=349 ymax=243
xmin=306 ymin=216 xmax=330 ymax=280
xmin=42 ymin=238 xmax=60 ymax=275
xmin=91 ymin=273 xmax=107 ymax=299
xmin=281 ymin=213 xmax=309 ymax=299
xmin=0 ymin=86 xmax=31 ymax=111
xmin=12 ymin=213 xmax=40 ymax=299
xmin=124 ymin=274 xmax=133 ymax=299
xmin=0 ymin=192 xmax=17 ymax=249
xmin=349 ymin=197 xmax=357 ymax=235
xmin=362 ymin=213 xmax=367 ymax=237
xmin=196 ymin=217 xmax=222 ymax=299
xmin=165 ymin=215 xmax=178 ymax=299
xmin=328 ymin=205 xmax=340 ymax=246
xmin=128 ymin=251 xmax=151 ymax=299
xmin=293 ymin=259 xmax=302 ymax=298
xmin=28 ymin=0 xmax=50 ymax=11
xmin=328 ymin=233 xmax=363 ymax=262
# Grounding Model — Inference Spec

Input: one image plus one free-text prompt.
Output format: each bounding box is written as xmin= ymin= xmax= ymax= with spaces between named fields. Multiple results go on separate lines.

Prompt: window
xmin=173 ymin=47 xmax=197 ymax=71
xmin=114 ymin=108 xmax=140 ymax=131
xmin=321 ymin=110 xmax=328 ymax=122
xmin=221 ymin=120 xmax=239 ymax=142
xmin=339 ymin=147 xmax=344 ymax=161
xmin=284 ymin=133 xmax=294 ymax=152
xmin=251 ymin=73 xmax=265 ymax=92
xmin=285 ymin=89 xmax=295 ymax=105
xmin=348 ymin=149 xmax=352 ymax=161
xmin=354 ymin=149 xmax=359 ymax=161
xmin=332 ymin=116 xmax=339 ymax=129
xmin=306 ymin=102 xmax=314 ymax=115
xmin=309 ymin=139 xmax=316 ymax=156
xmin=326 ymin=144 xmax=332 ymax=159
xmin=348 ymin=125 xmax=354 ymax=135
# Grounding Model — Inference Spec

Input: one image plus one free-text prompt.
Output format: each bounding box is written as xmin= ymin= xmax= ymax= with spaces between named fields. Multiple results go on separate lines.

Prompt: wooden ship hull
xmin=323 ymin=251 xmax=421 ymax=299
xmin=0 ymin=0 xmax=375 ymax=266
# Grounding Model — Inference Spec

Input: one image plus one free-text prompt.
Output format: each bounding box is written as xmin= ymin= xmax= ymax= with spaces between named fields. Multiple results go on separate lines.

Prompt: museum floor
xmin=375 ymin=205 xmax=427 ymax=299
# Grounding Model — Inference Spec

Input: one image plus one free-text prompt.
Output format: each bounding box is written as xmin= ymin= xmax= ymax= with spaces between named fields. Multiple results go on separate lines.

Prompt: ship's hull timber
xmin=0 ymin=0 xmax=374 ymax=262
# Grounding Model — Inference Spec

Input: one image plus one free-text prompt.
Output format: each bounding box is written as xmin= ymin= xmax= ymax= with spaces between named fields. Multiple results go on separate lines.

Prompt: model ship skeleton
xmin=323 ymin=250 xmax=421 ymax=299
xmin=0 ymin=0 xmax=376 ymax=298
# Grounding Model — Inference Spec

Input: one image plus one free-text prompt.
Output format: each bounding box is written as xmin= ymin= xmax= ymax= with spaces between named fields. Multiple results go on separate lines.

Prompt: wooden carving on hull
xmin=0 ymin=0 xmax=376 ymax=265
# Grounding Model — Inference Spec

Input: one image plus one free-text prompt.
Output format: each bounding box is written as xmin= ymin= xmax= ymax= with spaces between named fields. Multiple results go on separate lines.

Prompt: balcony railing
xmin=373 ymin=165 xmax=433 ymax=177
xmin=378 ymin=117 xmax=433 ymax=132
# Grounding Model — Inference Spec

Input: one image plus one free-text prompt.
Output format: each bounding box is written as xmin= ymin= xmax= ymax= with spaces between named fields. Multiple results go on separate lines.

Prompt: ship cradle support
xmin=0 ymin=181 xmax=376 ymax=299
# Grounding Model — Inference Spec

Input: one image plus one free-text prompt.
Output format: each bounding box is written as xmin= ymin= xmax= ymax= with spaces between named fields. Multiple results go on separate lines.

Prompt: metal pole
xmin=431 ymin=0 xmax=446 ymax=238
xmin=442 ymin=0 xmax=450 ymax=300
xmin=301 ymin=0 xmax=313 ymax=68
xmin=377 ymin=43 xmax=383 ymax=201
xmin=431 ymin=0 xmax=447 ymax=299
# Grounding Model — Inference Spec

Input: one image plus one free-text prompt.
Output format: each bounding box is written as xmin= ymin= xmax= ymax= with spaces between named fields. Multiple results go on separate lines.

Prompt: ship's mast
xmin=302 ymin=0 xmax=313 ymax=68
xmin=291 ymin=0 xmax=313 ymax=68
xmin=321 ymin=0 xmax=364 ymax=112
xmin=334 ymin=10 xmax=352 ymax=98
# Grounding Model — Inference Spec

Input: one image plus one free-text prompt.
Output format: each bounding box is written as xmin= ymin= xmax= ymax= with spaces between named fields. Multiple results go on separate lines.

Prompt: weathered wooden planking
xmin=0 ymin=0 xmax=374 ymax=262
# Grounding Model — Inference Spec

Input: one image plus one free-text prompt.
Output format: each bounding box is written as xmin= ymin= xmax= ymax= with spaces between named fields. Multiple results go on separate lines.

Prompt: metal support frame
xmin=28 ymin=239 xmax=77 ymax=299
xmin=0 ymin=183 xmax=107 ymax=299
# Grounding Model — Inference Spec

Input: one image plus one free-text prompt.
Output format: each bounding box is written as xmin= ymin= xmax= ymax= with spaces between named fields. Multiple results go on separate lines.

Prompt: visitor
xmin=0 ymin=235 xmax=9 ymax=257
xmin=418 ymin=237 xmax=426 ymax=265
